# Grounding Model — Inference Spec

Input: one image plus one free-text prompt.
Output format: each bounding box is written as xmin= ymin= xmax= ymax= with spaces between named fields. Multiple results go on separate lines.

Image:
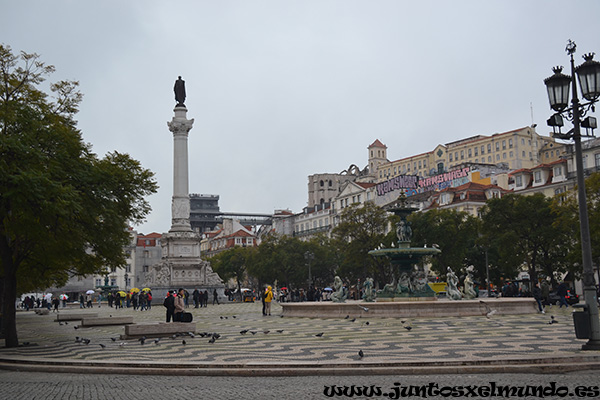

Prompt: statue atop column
xmin=174 ymin=76 xmax=186 ymax=107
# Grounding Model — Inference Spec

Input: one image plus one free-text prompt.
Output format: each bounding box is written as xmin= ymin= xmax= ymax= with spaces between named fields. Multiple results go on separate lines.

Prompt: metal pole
xmin=485 ymin=249 xmax=490 ymax=296
xmin=569 ymin=49 xmax=600 ymax=350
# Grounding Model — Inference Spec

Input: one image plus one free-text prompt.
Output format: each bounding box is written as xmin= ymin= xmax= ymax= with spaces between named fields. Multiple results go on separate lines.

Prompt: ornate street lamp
xmin=544 ymin=40 xmax=600 ymax=350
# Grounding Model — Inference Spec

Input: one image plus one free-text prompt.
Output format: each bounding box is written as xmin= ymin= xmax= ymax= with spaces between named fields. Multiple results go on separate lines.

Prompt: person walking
xmin=557 ymin=282 xmax=569 ymax=308
xmin=213 ymin=289 xmax=219 ymax=305
xmin=164 ymin=291 xmax=175 ymax=323
xmin=174 ymin=288 xmax=185 ymax=321
xmin=541 ymin=280 xmax=550 ymax=306
xmin=192 ymin=289 xmax=200 ymax=308
xmin=532 ymin=282 xmax=545 ymax=313
xmin=264 ymin=286 xmax=273 ymax=316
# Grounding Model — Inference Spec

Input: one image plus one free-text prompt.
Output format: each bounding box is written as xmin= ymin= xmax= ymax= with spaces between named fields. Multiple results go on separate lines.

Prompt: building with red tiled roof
xmin=201 ymin=219 xmax=257 ymax=257
xmin=426 ymin=182 xmax=509 ymax=216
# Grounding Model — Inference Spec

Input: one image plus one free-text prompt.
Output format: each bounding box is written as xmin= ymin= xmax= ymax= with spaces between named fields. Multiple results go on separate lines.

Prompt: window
xmin=503 ymin=153 xmax=507 ymax=159
xmin=502 ymin=140 xmax=506 ymax=150
xmin=468 ymin=148 xmax=472 ymax=157
xmin=595 ymin=153 xmax=600 ymax=167
xmin=143 ymin=265 xmax=149 ymax=272
xmin=496 ymin=154 xmax=500 ymax=161
xmin=534 ymin=171 xmax=542 ymax=183
xmin=418 ymin=161 xmax=422 ymax=169
xmin=496 ymin=142 xmax=500 ymax=151
xmin=509 ymin=139 xmax=513 ymax=148
xmin=320 ymin=180 xmax=324 ymax=187
xmin=509 ymin=151 xmax=513 ymax=158
xmin=554 ymin=166 xmax=563 ymax=176
xmin=460 ymin=150 xmax=464 ymax=160
xmin=522 ymin=139 xmax=525 ymax=145
xmin=246 ymin=238 xmax=253 ymax=245
xmin=516 ymin=175 xmax=523 ymax=187
xmin=455 ymin=152 xmax=458 ymax=160
xmin=481 ymin=145 xmax=485 ymax=154
xmin=488 ymin=156 xmax=492 ymax=162
xmin=545 ymin=152 xmax=549 ymax=158
xmin=488 ymin=144 xmax=492 ymax=153
xmin=357 ymin=194 xmax=361 ymax=203
xmin=95 ymin=278 xmax=102 ymax=286
xmin=523 ymin=151 xmax=526 ymax=157
xmin=474 ymin=147 xmax=478 ymax=156
xmin=449 ymin=153 xmax=453 ymax=161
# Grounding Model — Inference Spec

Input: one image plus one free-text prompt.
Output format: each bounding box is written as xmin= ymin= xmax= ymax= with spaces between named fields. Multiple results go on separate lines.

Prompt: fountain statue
xmin=446 ymin=267 xmax=462 ymax=300
xmin=331 ymin=276 xmax=347 ymax=303
xmin=369 ymin=194 xmax=441 ymax=299
xmin=362 ymin=277 xmax=376 ymax=302
xmin=462 ymin=272 xmax=477 ymax=299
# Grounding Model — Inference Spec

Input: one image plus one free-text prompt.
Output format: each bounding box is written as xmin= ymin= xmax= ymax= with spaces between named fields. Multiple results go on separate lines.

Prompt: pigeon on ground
xmin=404 ymin=326 xmax=412 ymax=331
xmin=240 ymin=330 xmax=249 ymax=335
xmin=208 ymin=337 xmax=215 ymax=343
xmin=110 ymin=337 xmax=117 ymax=342
xmin=154 ymin=338 xmax=161 ymax=345
xmin=350 ymin=318 xmax=356 ymax=322
xmin=345 ymin=315 xmax=350 ymax=319
xmin=315 ymin=332 xmax=324 ymax=337
xmin=182 ymin=340 xmax=186 ymax=345
xmin=250 ymin=331 xmax=257 ymax=335
xmin=549 ymin=316 xmax=558 ymax=324
xmin=75 ymin=337 xmax=82 ymax=343
xmin=358 ymin=350 xmax=364 ymax=358
xmin=276 ymin=330 xmax=284 ymax=333
xmin=83 ymin=338 xmax=91 ymax=345
xmin=99 ymin=344 xmax=106 ymax=349
xmin=263 ymin=330 xmax=270 ymax=334
xmin=74 ymin=326 xmax=79 ymax=330
xmin=357 ymin=305 xmax=369 ymax=312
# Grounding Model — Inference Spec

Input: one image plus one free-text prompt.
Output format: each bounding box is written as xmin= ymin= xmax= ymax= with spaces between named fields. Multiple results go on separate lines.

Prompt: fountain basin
xmin=280 ymin=298 xmax=537 ymax=318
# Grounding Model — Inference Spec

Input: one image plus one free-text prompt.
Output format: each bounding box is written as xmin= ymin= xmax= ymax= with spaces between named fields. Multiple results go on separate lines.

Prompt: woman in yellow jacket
xmin=264 ymin=286 xmax=273 ymax=316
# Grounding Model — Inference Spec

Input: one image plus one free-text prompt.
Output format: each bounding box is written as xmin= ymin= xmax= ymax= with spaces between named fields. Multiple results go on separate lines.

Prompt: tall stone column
xmin=167 ymin=106 xmax=194 ymax=232
xmin=142 ymin=78 xmax=223 ymax=300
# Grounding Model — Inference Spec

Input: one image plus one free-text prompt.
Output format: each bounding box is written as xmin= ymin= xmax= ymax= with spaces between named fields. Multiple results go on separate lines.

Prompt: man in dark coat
xmin=164 ymin=291 xmax=176 ymax=322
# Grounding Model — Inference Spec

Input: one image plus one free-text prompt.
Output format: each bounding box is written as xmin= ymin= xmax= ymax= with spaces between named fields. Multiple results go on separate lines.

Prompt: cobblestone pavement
xmin=0 ymin=370 xmax=598 ymax=399
xmin=1 ymin=300 xmax=599 ymax=372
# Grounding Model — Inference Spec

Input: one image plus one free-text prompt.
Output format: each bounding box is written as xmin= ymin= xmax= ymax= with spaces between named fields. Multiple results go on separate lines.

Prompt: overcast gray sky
xmin=3 ymin=1 xmax=600 ymax=234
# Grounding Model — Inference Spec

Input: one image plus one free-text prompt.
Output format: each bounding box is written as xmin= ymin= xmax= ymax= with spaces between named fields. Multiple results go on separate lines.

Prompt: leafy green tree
xmin=209 ymin=246 xmax=253 ymax=301
xmin=0 ymin=45 xmax=157 ymax=347
xmin=552 ymin=172 xmax=600 ymax=281
xmin=331 ymin=202 xmax=388 ymax=284
xmin=480 ymin=193 xmax=570 ymax=285
xmin=408 ymin=209 xmax=482 ymax=280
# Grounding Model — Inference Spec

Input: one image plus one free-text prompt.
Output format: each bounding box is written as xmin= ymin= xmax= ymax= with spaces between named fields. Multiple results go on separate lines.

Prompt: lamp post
xmin=544 ymin=40 xmax=600 ymax=350
xmin=304 ymin=251 xmax=314 ymax=287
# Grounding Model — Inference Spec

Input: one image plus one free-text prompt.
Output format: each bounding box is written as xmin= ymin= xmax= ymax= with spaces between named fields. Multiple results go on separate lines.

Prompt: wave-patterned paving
xmin=0 ymin=301 xmax=587 ymax=366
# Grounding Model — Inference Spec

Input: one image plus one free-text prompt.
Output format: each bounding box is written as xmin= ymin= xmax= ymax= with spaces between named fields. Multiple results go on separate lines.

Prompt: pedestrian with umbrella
xmin=85 ymin=290 xmax=94 ymax=308
xmin=60 ymin=294 xmax=69 ymax=308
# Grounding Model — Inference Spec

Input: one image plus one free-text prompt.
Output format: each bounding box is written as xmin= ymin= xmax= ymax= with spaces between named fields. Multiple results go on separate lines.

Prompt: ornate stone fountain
xmin=368 ymin=195 xmax=441 ymax=299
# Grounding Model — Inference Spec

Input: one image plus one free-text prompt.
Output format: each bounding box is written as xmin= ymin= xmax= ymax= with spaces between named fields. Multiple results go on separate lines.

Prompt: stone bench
xmin=80 ymin=316 xmax=134 ymax=327
xmin=121 ymin=322 xmax=196 ymax=339
xmin=54 ymin=312 xmax=98 ymax=322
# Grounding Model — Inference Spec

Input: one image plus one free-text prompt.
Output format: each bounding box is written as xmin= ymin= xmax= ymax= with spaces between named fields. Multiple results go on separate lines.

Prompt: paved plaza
xmin=1 ymin=300 xmax=599 ymax=376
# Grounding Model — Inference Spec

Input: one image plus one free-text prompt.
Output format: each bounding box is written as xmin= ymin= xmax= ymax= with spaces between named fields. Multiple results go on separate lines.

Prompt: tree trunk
xmin=2 ymin=262 xmax=18 ymax=347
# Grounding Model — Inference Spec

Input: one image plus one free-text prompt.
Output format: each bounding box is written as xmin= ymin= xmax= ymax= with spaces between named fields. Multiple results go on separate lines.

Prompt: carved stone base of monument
xmin=142 ymin=231 xmax=224 ymax=302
